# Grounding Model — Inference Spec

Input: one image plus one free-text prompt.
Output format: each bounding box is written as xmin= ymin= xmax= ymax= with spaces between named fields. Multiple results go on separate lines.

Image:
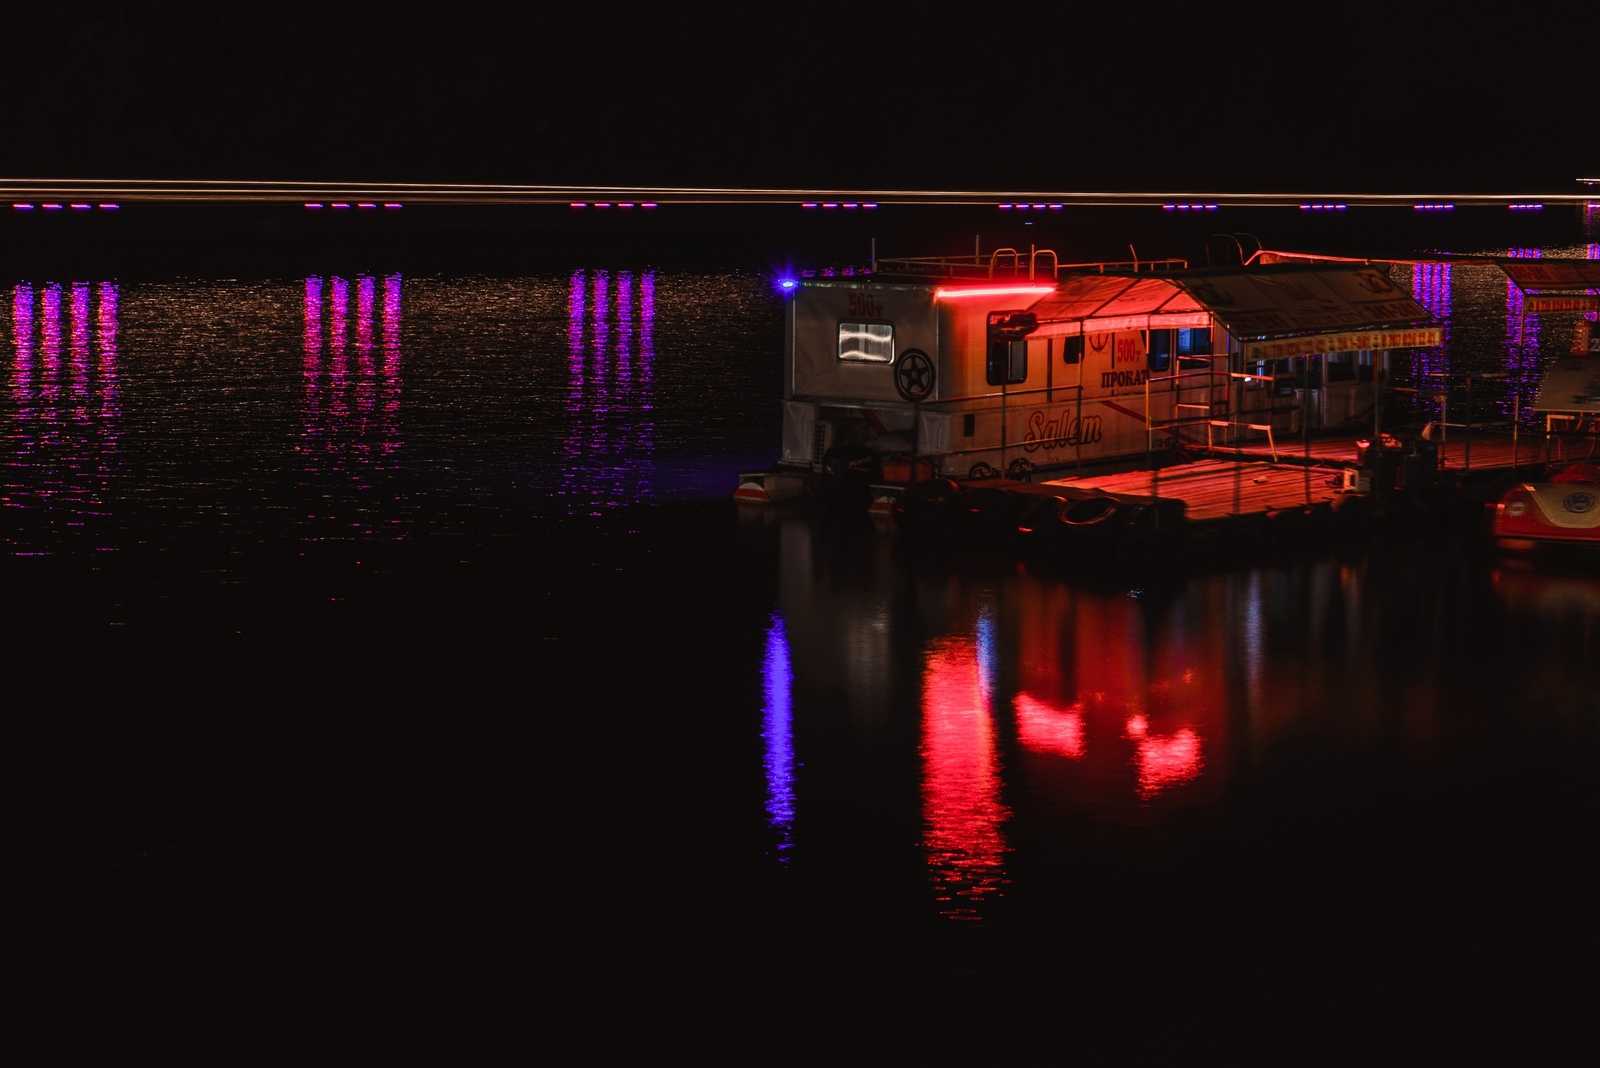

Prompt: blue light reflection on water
xmin=761 ymin=608 xmax=796 ymax=862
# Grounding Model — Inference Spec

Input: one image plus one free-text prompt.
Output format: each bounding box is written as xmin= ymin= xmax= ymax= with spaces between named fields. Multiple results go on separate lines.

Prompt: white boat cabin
xmin=774 ymin=250 xmax=1443 ymax=484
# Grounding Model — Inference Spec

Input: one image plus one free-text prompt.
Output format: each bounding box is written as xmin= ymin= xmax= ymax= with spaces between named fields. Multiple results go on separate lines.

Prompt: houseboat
xmin=735 ymin=247 xmax=1444 ymax=506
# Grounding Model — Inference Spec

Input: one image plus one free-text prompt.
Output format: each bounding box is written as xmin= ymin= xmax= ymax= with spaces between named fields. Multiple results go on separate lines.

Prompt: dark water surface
xmin=8 ymin=211 xmax=1600 ymax=1054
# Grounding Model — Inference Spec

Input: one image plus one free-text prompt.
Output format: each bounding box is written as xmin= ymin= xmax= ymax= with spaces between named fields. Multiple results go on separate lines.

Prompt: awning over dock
xmin=1025 ymin=263 xmax=1441 ymax=356
xmin=1496 ymin=258 xmax=1600 ymax=313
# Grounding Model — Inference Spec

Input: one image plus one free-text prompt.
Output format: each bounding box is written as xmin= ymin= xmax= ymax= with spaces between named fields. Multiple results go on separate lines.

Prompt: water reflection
xmin=1125 ymin=713 xmax=1202 ymax=800
xmin=301 ymin=274 xmax=404 ymax=502
xmin=1392 ymin=245 xmax=1600 ymax=429
xmin=563 ymin=269 xmax=656 ymax=514
xmin=761 ymin=609 xmax=796 ymax=863
xmin=921 ymin=631 xmax=1011 ymax=920
xmin=6 ymin=280 xmax=120 ymax=554
xmin=1407 ymin=260 xmax=1451 ymax=425
xmin=763 ymin=509 xmax=1479 ymax=923
xmin=1505 ymin=249 xmax=1542 ymax=408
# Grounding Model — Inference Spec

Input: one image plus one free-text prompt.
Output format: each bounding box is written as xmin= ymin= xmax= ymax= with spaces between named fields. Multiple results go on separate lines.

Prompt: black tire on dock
xmin=1059 ymin=495 xmax=1123 ymax=529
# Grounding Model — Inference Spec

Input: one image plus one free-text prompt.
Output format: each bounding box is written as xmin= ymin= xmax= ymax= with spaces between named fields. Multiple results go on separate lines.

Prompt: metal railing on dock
xmin=872 ymin=247 xmax=1187 ymax=282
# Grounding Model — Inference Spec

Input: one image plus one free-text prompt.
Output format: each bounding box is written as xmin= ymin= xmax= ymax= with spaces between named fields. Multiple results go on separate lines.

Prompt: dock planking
xmin=1034 ymin=428 xmax=1586 ymax=528
xmin=1043 ymin=459 xmax=1349 ymax=522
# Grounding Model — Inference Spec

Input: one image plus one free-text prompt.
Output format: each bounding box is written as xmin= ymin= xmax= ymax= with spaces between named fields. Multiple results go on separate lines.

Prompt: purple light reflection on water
xmin=11 ymin=285 xmax=34 ymax=408
xmin=382 ymin=275 xmax=401 ymax=446
xmin=5 ymin=279 xmax=120 ymax=552
xmin=300 ymin=274 xmax=404 ymax=537
xmin=1505 ymin=250 xmax=1540 ymax=394
xmin=561 ymin=269 xmax=658 ymax=515
xmin=95 ymin=282 xmax=120 ymax=438
xmin=355 ymin=275 xmax=377 ymax=447
xmin=40 ymin=284 xmax=61 ymax=413
xmin=71 ymin=283 xmax=91 ymax=398
xmin=1408 ymin=261 xmax=1451 ymax=422
xmin=564 ymin=271 xmax=587 ymax=508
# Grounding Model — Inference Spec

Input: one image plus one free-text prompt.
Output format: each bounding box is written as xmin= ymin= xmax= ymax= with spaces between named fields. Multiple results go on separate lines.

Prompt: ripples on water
xmin=5 ymin=269 xmax=784 ymax=553
xmin=8 ymin=226 xmax=1600 ymax=1035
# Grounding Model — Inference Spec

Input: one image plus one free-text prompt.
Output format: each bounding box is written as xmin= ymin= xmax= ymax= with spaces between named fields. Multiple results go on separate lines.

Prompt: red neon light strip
xmin=935 ymin=285 xmax=1055 ymax=300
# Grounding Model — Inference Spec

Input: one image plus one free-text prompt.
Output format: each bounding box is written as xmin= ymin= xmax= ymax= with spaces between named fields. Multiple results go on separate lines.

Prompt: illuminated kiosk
xmin=737 ymin=248 xmax=1442 ymax=504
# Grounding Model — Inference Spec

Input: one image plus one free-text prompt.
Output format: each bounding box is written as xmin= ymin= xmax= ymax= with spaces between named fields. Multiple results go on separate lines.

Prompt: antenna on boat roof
xmin=871 ymin=237 xmax=876 ymax=272
xmin=1130 ymin=244 xmax=1139 ymax=269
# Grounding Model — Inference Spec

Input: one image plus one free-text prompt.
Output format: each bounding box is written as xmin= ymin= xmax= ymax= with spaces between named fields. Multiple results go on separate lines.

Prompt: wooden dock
xmin=1042 ymin=459 xmax=1349 ymax=523
xmin=881 ymin=425 xmax=1598 ymax=563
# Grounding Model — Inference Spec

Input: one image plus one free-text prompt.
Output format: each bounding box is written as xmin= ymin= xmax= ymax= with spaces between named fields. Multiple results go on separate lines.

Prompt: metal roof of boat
xmin=1026 ymin=262 xmax=1437 ymax=341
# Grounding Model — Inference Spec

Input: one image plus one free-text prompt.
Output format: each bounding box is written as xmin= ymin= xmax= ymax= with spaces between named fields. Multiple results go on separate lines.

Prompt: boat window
xmin=1061 ymin=335 xmax=1083 ymax=365
xmin=1147 ymin=329 xmax=1172 ymax=372
xmin=1326 ymin=352 xmax=1356 ymax=382
xmin=838 ymin=320 xmax=894 ymax=363
xmin=985 ymin=309 xmax=1035 ymax=385
xmin=1177 ymin=328 xmax=1211 ymax=357
xmin=987 ymin=338 xmax=1027 ymax=386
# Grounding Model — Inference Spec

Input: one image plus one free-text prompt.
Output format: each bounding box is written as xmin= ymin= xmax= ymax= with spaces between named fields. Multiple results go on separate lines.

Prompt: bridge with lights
xmin=2 ymin=179 xmax=1596 ymax=215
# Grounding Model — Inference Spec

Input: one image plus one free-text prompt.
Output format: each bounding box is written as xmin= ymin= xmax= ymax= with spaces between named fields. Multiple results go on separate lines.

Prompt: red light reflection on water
xmin=1014 ymin=694 xmax=1086 ymax=759
xmin=1125 ymin=714 xmax=1203 ymax=800
xmin=1003 ymin=577 xmax=1218 ymax=811
xmin=921 ymin=636 xmax=1010 ymax=920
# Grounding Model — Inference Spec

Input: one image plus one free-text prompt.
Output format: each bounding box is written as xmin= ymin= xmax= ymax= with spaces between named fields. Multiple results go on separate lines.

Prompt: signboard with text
xmin=1244 ymin=326 xmax=1444 ymax=361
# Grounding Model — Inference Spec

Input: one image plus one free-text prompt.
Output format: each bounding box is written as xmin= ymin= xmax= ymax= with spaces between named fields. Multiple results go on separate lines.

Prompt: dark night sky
xmin=4 ymin=3 xmax=1595 ymax=194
